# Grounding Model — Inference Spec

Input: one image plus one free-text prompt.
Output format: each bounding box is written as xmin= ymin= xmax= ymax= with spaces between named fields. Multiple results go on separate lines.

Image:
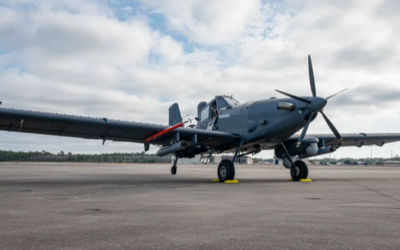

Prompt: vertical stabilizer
xmin=169 ymin=103 xmax=182 ymax=125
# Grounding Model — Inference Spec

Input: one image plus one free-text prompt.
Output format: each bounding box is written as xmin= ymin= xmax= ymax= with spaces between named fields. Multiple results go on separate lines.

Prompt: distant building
xmin=213 ymin=155 xmax=252 ymax=164
xmin=273 ymin=156 xmax=309 ymax=165
xmin=273 ymin=156 xmax=281 ymax=165
xmin=172 ymin=155 xmax=202 ymax=164
xmin=383 ymin=161 xmax=400 ymax=166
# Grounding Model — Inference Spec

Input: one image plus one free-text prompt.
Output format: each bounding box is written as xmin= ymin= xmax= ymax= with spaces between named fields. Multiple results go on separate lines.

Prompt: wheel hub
xmin=219 ymin=166 xmax=226 ymax=178
xmin=292 ymin=166 xmax=300 ymax=177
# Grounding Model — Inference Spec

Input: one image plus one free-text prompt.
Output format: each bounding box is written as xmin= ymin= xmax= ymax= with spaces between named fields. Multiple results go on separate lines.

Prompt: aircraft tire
xmin=291 ymin=160 xmax=308 ymax=181
xmin=218 ymin=159 xmax=235 ymax=182
xmin=171 ymin=166 xmax=177 ymax=175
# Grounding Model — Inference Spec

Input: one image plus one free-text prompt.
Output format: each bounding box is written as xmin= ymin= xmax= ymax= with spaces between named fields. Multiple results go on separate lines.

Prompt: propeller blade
xmin=326 ymin=88 xmax=348 ymax=100
xmin=320 ymin=111 xmax=343 ymax=143
xmin=297 ymin=111 xmax=314 ymax=147
xmin=275 ymin=90 xmax=310 ymax=104
xmin=308 ymin=55 xmax=316 ymax=97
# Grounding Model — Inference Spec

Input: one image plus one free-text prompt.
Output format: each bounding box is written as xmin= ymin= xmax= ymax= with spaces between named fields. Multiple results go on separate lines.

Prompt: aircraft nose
xmin=308 ymin=96 xmax=327 ymax=111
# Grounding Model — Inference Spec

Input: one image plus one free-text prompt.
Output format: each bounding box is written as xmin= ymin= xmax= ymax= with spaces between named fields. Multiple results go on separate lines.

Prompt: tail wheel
xmin=218 ymin=159 xmax=235 ymax=182
xmin=171 ymin=166 xmax=177 ymax=175
xmin=291 ymin=160 xmax=308 ymax=181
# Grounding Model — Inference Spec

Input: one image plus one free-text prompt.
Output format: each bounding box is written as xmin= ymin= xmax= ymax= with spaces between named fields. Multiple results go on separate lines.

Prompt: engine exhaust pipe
xmin=157 ymin=141 xmax=189 ymax=157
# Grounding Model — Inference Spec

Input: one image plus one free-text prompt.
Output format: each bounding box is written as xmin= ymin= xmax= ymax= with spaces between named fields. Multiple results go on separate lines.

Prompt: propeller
xmin=275 ymin=90 xmax=310 ymax=104
xmin=276 ymin=55 xmax=347 ymax=147
xmin=297 ymin=111 xmax=314 ymax=147
xmin=326 ymin=88 xmax=348 ymax=100
xmin=308 ymin=55 xmax=316 ymax=97
xmin=320 ymin=111 xmax=343 ymax=143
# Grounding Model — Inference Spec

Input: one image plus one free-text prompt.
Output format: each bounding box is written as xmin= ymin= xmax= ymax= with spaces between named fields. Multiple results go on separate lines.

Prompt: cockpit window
xmin=222 ymin=95 xmax=240 ymax=106
xmin=200 ymin=105 xmax=209 ymax=121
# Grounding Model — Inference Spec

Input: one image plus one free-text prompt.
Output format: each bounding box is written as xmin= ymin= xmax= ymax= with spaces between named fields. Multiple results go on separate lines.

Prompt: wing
xmin=0 ymin=108 xmax=240 ymax=150
xmin=287 ymin=133 xmax=400 ymax=147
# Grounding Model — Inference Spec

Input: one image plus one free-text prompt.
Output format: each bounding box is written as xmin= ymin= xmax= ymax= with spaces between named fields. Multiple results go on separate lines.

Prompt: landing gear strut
xmin=171 ymin=157 xmax=178 ymax=175
xmin=291 ymin=160 xmax=308 ymax=181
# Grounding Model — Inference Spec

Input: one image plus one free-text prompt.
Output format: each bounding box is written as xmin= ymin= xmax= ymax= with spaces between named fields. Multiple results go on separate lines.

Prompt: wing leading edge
xmin=0 ymin=108 xmax=240 ymax=150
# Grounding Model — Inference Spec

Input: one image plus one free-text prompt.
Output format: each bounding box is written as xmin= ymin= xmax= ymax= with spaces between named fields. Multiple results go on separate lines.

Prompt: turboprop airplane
xmin=1 ymin=55 xmax=400 ymax=182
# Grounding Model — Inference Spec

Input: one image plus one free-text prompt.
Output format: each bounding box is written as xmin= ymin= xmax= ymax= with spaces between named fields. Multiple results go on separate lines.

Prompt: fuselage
xmin=196 ymin=95 xmax=315 ymax=153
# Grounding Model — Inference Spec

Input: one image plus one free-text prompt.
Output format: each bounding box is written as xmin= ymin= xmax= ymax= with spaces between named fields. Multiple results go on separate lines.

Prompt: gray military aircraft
xmin=1 ymin=55 xmax=400 ymax=182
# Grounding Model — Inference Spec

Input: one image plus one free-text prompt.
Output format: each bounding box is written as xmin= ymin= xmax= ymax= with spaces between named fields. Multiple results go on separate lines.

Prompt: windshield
xmin=223 ymin=95 xmax=240 ymax=106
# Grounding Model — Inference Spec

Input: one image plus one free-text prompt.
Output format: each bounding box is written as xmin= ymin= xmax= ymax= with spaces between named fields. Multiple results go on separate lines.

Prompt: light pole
xmin=370 ymin=149 xmax=372 ymax=165
xmin=391 ymin=149 xmax=393 ymax=163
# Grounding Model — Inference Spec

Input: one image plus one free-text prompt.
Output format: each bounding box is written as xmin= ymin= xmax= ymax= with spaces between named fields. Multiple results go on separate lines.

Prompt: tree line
xmin=0 ymin=150 xmax=171 ymax=163
xmin=313 ymin=156 xmax=400 ymax=165
xmin=0 ymin=150 xmax=399 ymax=165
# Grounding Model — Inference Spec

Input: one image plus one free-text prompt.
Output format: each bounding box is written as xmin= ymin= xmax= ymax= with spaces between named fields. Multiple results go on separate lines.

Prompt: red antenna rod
xmin=145 ymin=122 xmax=184 ymax=143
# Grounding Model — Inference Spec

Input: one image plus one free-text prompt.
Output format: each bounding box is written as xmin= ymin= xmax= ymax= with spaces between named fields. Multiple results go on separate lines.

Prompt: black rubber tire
xmin=291 ymin=160 xmax=308 ymax=181
xmin=217 ymin=159 xmax=235 ymax=182
xmin=171 ymin=166 xmax=177 ymax=175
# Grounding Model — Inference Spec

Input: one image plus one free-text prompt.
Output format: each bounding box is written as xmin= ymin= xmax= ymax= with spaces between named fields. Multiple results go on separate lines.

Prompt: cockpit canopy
xmin=219 ymin=95 xmax=240 ymax=108
xmin=197 ymin=95 xmax=240 ymax=123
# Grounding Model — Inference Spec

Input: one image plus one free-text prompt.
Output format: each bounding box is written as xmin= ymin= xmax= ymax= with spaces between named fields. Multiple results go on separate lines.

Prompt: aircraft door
xmin=207 ymin=100 xmax=218 ymax=131
xmin=197 ymin=99 xmax=220 ymax=130
xmin=207 ymin=117 xmax=216 ymax=131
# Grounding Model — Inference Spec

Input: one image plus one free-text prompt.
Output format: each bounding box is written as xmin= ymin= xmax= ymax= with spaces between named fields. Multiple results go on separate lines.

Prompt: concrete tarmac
xmin=0 ymin=162 xmax=399 ymax=250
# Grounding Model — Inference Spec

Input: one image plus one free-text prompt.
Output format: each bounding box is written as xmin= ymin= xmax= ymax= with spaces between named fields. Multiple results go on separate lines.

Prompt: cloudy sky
xmin=1 ymin=0 xmax=400 ymax=159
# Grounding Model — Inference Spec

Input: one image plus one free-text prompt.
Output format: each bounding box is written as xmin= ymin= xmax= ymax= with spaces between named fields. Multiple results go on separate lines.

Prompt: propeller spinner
xmin=276 ymin=55 xmax=347 ymax=147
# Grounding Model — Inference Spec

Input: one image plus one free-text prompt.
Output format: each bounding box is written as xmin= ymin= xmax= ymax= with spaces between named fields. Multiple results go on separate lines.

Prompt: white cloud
xmin=122 ymin=5 xmax=134 ymax=12
xmin=138 ymin=0 xmax=263 ymax=45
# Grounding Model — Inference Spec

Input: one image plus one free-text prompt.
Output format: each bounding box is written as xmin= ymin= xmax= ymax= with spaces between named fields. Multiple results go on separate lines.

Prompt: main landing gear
xmin=290 ymin=160 xmax=308 ymax=181
xmin=171 ymin=157 xmax=178 ymax=175
xmin=216 ymin=142 xmax=244 ymax=182
xmin=280 ymin=143 xmax=309 ymax=181
xmin=217 ymin=159 xmax=235 ymax=182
